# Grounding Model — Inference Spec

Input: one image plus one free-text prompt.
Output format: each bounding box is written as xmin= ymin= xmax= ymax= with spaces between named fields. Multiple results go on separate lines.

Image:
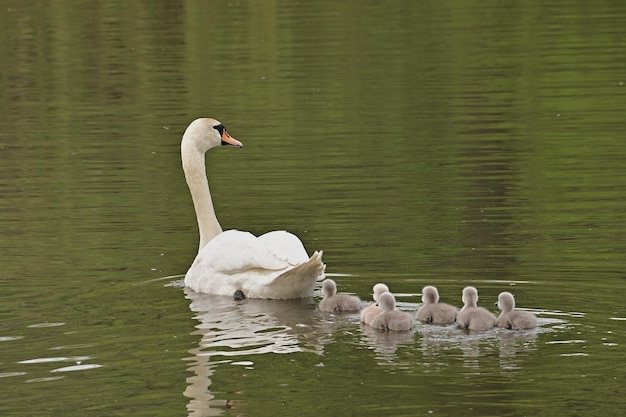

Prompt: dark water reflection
xmin=1 ymin=0 xmax=626 ymax=416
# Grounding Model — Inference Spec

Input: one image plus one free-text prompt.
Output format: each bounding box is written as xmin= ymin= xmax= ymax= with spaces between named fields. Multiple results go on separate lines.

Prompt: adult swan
xmin=181 ymin=118 xmax=325 ymax=299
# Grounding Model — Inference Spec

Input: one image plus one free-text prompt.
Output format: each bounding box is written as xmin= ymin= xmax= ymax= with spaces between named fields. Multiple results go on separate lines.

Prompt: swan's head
xmin=372 ymin=283 xmax=390 ymax=302
xmin=378 ymin=292 xmax=396 ymax=311
xmin=421 ymin=286 xmax=440 ymax=304
xmin=182 ymin=118 xmax=243 ymax=153
xmin=496 ymin=292 xmax=515 ymax=312
xmin=462 ymin=286 xmax=478 ymax=306
xmin=321 ymin=279 xmax=337 ymax=297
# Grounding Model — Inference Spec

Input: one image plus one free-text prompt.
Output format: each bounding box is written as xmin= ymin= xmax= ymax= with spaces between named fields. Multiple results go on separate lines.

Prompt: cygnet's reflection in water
xmin=496 ymin=329 xmax=538 ymax=370
xmin=360 ymin=324 xmax=416 ymax=364
xmin=183 ymin=288 xmax=335 ymax=416
xmin=416 ymin=316 xmax=559 ymax=374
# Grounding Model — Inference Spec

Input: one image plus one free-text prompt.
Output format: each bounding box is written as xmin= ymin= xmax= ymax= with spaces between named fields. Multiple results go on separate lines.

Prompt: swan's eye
xmin=213 ymin=124 xmax=225 ymax=136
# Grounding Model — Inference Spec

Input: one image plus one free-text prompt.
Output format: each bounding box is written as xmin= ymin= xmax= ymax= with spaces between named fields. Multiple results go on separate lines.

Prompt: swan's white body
xmin=181 ymin=118 xmax=325 ymax=299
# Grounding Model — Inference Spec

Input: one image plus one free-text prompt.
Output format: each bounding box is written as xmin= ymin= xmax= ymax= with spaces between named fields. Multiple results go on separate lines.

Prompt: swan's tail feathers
xmin=313 ymin=250 xmax=326 ymax=280
xmin=270 ymin=251 xmax=325 ymax=299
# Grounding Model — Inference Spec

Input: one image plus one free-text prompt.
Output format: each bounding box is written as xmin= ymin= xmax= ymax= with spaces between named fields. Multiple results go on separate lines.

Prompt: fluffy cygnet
xmin=415 ymin=285 xmax=459 ymax=325
xmin=370 ymin=292 xmax=414 ymax=331
xmin=496 ymin=292 xmax=537 ymax=330
xmin=318 ymin=279 xmax=362 ymax=313
xmin=360 ymin=283 xmax=389 ymax=325
xmin=456 ymin=286 xmax=496 ymax=331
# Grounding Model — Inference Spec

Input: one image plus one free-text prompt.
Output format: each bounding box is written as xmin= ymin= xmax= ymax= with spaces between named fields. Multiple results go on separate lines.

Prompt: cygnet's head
xmin=182 ymin=118 xmax=243 ymax=152
xmin=321 ymin=279 xmax=338 ymax=297
xmin=462 ymin=286 xmax=479 ymax=306
xmin=421 ymin=286 xmax=440 ymax=304
xmin=497 ymin=291 xmax=515 ymax=312
xmin=378 ymin=292 xmax=397 ymax=311
xmin=372 ymin=283 xmax=390 ymax=302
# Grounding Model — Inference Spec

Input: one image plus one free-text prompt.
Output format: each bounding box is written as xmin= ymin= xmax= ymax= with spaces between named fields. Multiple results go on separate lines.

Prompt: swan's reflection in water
xmin=183 ymin=288 xmax=334 ymax=416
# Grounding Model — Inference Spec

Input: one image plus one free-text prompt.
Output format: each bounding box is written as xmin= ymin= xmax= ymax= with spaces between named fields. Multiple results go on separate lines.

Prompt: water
xmin=1 ymin=0 xmax=625 ymax=416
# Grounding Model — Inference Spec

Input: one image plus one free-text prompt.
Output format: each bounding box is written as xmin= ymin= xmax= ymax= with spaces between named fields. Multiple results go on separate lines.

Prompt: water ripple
xmin=18 ymin=356 xmax=93 ymax=364
xmin=25 ymin=376 xmax=65 ymax=383
xmin=0 ymin=336 xmax=24 ymax=342
xmin=26 ymin=322 xmax=65 ymax=328
xmin=51 ymin=364 xmax=103 ymax=373
xmin=0 ymin=371 xmax=27 ymax=378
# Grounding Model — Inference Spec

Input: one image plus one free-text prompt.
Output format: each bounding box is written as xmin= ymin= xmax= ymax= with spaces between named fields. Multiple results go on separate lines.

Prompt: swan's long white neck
xmin=181 ymin=140 xmax=222 ymax=251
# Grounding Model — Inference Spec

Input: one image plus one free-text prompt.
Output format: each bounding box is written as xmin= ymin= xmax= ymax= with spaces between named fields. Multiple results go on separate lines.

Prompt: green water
xmin=1 ymin=1 xmax=625 ymax=416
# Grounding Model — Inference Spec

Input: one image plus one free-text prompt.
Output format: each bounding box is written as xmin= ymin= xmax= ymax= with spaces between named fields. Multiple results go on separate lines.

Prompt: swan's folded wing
xmin=257 ymin=230 xmax=310 ymax=264
xmin=195 ymin=230 xmax=296 ymax=273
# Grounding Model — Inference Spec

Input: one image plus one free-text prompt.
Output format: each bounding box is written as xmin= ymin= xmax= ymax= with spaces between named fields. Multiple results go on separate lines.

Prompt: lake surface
xmin=1 ymin=1 xmax=625 ymax=416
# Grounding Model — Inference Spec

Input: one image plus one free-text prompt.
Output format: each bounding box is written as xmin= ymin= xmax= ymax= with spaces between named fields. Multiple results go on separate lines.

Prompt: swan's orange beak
xmin=221 ymin=130 xmax=243 ymax=147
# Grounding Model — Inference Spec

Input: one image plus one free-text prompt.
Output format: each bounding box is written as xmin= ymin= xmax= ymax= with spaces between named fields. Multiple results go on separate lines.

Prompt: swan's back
xmin=185 ymin=245 xmax=324 ymax=299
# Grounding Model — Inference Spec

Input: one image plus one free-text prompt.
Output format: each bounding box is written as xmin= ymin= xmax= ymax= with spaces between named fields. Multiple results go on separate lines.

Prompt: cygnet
xmin=456 ymin=286 xmax=496 ymax=331
xmin=370 ymin=292 xmax=414 ymax=331
xmin=416 ymin=285 xmax=459 ymax=325
xmin=360 ymin=283 xmax=389 ymax=325
xmin=496 ymin=291 xmax=537 ymax=330
xmin=318 ymin=279 xmax=362 ymax=313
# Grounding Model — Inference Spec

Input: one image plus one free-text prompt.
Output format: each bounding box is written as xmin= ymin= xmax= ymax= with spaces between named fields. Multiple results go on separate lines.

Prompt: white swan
xmin=495 ymin=292 xmax=537 ymax=330
xmin=360 ymin=283 xmax=389 ymax=325
xmin=182 ymin=118 xmax=325 ymax=299
xmin=415 ymin=285 xmax=458 ymax=325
